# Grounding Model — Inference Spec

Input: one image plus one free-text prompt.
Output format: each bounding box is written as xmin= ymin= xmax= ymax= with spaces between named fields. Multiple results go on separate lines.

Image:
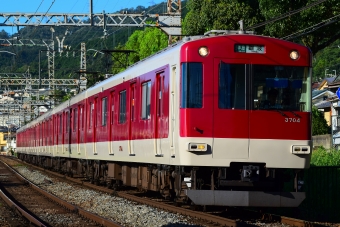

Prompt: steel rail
xmin=0 ymin=158 xmax=123 ymax=227
xmin=0 ymin=189 xmax=47 ymax=227
xmin=15 ymin=159 xmax=245 ymax=227
xmin=9 ymin=157 xmax=326 ymax=227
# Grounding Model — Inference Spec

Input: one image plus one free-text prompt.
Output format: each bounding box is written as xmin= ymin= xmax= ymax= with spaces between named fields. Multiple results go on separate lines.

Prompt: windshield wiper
xmin=267 ymin=108 xmax=288 ymax=117
xmin=289 ymin=110 xmax=301 ymax=118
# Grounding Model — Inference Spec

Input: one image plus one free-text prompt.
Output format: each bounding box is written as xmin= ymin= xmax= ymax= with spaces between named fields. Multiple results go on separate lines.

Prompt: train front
xmin=177 ymin=32 xmax=312 ymax=207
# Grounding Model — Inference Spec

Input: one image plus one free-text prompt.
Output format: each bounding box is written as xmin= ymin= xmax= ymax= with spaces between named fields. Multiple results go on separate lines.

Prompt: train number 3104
xmin=285 ymin=118 xmax=300 ymax=123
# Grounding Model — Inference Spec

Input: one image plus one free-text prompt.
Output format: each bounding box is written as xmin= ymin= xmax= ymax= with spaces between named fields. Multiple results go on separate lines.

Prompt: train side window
xmin=119 ymin=90 xmax=126 ymax=124
xmin=80 ymin=106 xmax=83 ymax=130
xmin=90 ymin=102 xmax=94 ymax=128
xmin=219 ymin=62 xmax=246 ymax=109
xmin=73 ymin=108 xmax=78 ymax=131
xmin=66 ymin=111 xmax=70 ymax=132
xmin=102 ymin=97 xmax=108 ymax=126
xmin=181 ymin=63 xmax=203 ymax=108
xmin=59 ymin=115 xmax=62 ymax=134
xmin=141 ymin=81 xmax=151 ymax=120
xmin=110 ymin=92 xmax=115 ymax=125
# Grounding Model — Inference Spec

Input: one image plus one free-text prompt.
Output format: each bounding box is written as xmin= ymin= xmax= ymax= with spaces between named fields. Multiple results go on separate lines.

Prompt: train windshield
xmin=252 ymin=65 xmax=311 ymax=112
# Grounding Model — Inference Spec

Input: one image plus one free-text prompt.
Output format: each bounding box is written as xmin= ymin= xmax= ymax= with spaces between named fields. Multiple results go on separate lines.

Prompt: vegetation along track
xmin=0 ymin=156 xmax=121 ymax=227
xmin=1 ymin=156 xmax=327 ymax=227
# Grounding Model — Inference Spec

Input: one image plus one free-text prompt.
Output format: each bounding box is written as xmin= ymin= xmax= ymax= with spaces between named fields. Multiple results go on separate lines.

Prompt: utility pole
xmin=0 ymin=0 xmax=181 ymax=38
xmin=0 ymin=0 xmax=182 ymax=126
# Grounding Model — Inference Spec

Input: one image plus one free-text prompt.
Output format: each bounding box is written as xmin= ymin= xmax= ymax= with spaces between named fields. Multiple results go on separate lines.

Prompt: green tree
xmin=312 ymin=39 xmax=340 ymax=81
xmin=312 ymin=106 xmax=330 ymax=135
xmin=125 ymin=27 xmax=168 ymax=62
xmin=104 ymin=28 xmax=168 ymax=77
xmin=182 ymin=0 xmax=260 ymax=35
xmin=0 ymin=29 xmax=9 ymax=39
xmin=258 ymin=0 xmax=340 ymax=54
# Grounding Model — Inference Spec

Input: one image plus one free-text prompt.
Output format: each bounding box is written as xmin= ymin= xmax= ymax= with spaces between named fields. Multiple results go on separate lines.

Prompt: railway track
xmin=1 ymin=156 xmax=327 ymax=227
xmin=0 ymin=156 xmax=122 ymax=227
xmin=0 ymin=190 xmax=29 ymax=226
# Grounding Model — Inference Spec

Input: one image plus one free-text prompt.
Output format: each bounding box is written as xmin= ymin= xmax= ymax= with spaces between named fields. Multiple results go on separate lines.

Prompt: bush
xmin=312 ymin=106 xmax=331 ymax=135
xmin=311 ymin=146 xmax=340 ymax=166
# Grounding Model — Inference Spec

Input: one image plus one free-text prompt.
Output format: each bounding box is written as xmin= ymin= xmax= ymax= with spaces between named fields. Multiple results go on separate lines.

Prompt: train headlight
xmin=290 ymin=50 xmax=300 ymax=60
xmin=198 ymin=46 xmax=209 ymax=57
xmin=188 ymin=142 xmax=207 ymax=152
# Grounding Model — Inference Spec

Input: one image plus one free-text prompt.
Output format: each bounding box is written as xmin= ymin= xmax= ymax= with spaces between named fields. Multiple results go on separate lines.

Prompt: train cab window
xmin=252 ymin=65 xmax=311 ymax=111
xmin=119 ymin=90 xmax=127 ymax=124
xmin=181 ymin=63 xmax=203 ymax=108
xmin=141 ymin=81 xmax=151 ymax=120
xmin=219 ymin=62 xmax=246 ymax=109
xmin=102 ymin=97 xmax=108 ymax=126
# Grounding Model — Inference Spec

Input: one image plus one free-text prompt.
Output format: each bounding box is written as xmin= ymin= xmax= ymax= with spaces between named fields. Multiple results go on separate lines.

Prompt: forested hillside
xmin=0 ymin=1 xmax=188 ymax=88
xmin=0 ymin=0 xmax=338 ymax=87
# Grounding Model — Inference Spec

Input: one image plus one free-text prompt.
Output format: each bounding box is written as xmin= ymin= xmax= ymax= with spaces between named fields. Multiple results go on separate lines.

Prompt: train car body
xmin=17 ymin=30 xmax=312 ymax=207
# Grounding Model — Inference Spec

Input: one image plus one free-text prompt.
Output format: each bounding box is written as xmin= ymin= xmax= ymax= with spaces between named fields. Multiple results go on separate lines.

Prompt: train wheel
xmin=173 ymin=199 xmax=181 ymax=207
xmin=190 ymin=203 xmax=199 ymax=211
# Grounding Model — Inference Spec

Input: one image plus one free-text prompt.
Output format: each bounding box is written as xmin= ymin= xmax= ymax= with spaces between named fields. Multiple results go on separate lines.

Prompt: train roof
xmin=18 ymin=30 xmax=309 ymax=133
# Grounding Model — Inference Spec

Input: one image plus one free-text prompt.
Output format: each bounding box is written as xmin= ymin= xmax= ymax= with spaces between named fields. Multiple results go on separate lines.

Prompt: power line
xmin=246 ymin=0 xmax=328 ymax=30
xmin=38 ymin=0 xmax=56 ymax=26
xmin=34 ymin=0 xmax=45 ymax=15
xmin=27 ymin=0 xmax=45 ymax=38
xmin=29 ymin=0 xmax=56 ymax=38
xmin=282 ymin=14 xmax=340 ymax=40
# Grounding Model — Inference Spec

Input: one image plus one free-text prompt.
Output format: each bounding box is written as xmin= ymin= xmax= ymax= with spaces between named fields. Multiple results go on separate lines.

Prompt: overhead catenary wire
xmin=28 ymin=0 xmax=56 ymax=38
xmin=22 ymin=0 xmax=44 ymax=38
xmin=246 ymin=0 xmax=328 ymax=30
xmin=282 ymin=14 xmax=340 ymax=40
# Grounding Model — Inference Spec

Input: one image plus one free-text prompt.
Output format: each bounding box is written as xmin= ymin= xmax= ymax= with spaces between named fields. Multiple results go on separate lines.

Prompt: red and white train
xmin=16 ymin=30 xmax=312 ymax=207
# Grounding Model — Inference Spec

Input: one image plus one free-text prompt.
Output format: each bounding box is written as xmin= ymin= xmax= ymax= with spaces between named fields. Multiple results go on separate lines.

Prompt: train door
xmin=74 ymin=107 xmax=79 ymax=154
xmin=79 ymin=105 xmax=85 ymax=154
xmin=49 ymin=119 xmax=53 ymax=155
xmin=93 ymin=98 xmax=98 ymax=154
xmin=129 ymin=83 xmax=136 ymax=155
xmin=170 ymin=66 xmax=176 ymax=157
xmin=109 ymin=91 xmax=115 ymax=155
xmin=69 ymin=109 xmax=72 ymax=154
xmin=53 ymin=116 xmax=57 ymax=154
xmin=64 ymin=109 xmax=72 ymax=155
xmin=155 ymin=73 xmax=165 ymax=156
xmin=62 ymin=112 xmax=66 ymax=154
xmin=212 ymin=59 xmax=249 ymax=159
xmin=57 ymin=114 xmax=62 ymax=154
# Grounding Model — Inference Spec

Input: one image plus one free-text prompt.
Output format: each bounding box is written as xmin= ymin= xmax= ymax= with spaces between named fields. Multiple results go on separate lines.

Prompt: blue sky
xmin=0 ymin=0 xmax=164 ymax=34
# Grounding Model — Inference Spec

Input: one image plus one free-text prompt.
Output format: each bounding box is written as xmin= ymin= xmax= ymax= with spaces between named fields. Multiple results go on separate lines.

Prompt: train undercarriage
xmin=17 ymin=154 xmax=305 ymax=207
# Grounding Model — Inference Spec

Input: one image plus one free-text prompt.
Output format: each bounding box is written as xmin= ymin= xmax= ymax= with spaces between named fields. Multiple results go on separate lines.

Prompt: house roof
xmin=318 ymin=77 xmax=336 ymax=90
xmin=333 ymin=131 xmax=340 ymax=138
xmin=312 ymin=90 xmax=327 ymax=98
xmin=315 ymin=100 xmax=331 ymax=109
xmin=312 ymin=82 xmax=320 ymax=90
xmin=312 ymin=89 xmax=334 ymax=99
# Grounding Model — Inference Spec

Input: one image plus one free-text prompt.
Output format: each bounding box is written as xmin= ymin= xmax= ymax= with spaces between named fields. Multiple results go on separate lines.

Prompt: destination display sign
xmin=234 ymin=44 xmax=265 ymax=54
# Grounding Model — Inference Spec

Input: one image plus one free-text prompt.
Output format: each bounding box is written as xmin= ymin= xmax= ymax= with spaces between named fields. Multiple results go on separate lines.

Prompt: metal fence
xmin=302 ymin=166 xmax=340 ymax=222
